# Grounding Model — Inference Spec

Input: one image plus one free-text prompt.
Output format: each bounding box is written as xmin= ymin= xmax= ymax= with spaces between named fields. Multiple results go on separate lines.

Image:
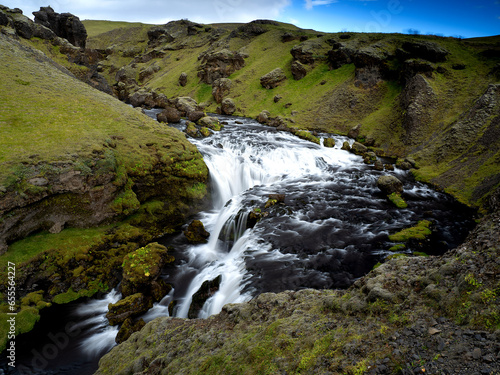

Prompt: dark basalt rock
xmin=33 ymin=6 xmax=87 ymax=48
xmin=188 ymin=276 xmax=222 ymax=319
xmin=401 ymin=40 xmax=449 ymax=63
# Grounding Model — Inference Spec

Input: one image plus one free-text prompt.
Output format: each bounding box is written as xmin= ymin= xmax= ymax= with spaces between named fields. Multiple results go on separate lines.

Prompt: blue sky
xmin=2 ymin=0 xmax=499 ymax=38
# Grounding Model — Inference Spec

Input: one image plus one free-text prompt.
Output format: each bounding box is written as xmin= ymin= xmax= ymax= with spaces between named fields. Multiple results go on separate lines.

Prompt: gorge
xmin=0 ymin=4 xmax=499 ymax=374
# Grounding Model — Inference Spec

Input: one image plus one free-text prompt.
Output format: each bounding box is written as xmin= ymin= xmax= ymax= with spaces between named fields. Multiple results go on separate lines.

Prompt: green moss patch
xmin=388 ymin=192 xmax=408 ymax=208
xmin=388 ymin=220 xmax=432 ymax=242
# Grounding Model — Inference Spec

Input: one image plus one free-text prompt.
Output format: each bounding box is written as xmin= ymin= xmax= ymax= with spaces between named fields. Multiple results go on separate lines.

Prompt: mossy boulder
xmin=106 ymin=293 xmax=153 ymax=325
xmin=198 ymin=116 xmax=222 ymax=131
xmin=185 ymin=121 xmax=201 ymax=138
xmin=184 ymin=219 xmax=210 ymax=244
xmin=377 ymin=175 xmax=403 ymax=195
xmin=323 ymin=138 xmax=335 ymax=148
xmin=221 ymin=97 xmax=236 ymax=115
xmin=350 ymin=141 xmax=368 ymax=155
xmin=295 ymin=130 xmax=320 ymax=145
xmin=120 ymin=242 xmax=174 ymax=297
xmin=388 ymin=192 xmax=408 ymax=208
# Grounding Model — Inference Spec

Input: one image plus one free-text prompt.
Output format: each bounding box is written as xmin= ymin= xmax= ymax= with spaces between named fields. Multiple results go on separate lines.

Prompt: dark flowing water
xmin=1 ymin=115 xmax=475 ymax=374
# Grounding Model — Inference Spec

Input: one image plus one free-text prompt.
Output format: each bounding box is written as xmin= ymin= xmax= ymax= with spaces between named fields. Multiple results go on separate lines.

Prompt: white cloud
xmin=305 ymin=0 xmax=338 ymax=11
xmin=2 ymin=0 xmax=292 ymax=24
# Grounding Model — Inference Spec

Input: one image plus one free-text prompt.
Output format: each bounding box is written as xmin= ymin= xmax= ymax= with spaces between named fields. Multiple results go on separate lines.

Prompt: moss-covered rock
xmin=323 ymin=137 xmax=335 ymax=148
xmin=106 ymin=293 xmax=153 ymax=325
xmin=184 ymin=219 xmax=210 ymax=244
xmin=388 ymin=220 xmax=432 ymax=242
xmin=295 ymin=130 xmax=320 ymax=145
xmin=197 ymin=116 xmax=222 ymax=131
xmin=121 ymin=242 xmax=174 ymax=297
xmin=377 ymin=175 xmax=404 ymax=195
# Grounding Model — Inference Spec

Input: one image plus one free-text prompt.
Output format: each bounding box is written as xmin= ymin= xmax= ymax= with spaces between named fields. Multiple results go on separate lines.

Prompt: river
xmin=1 ymin=114 xmax=474 ymax=374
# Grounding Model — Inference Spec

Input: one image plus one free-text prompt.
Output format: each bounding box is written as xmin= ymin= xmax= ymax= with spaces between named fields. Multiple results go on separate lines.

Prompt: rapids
xmin=2 ymin=114 xmax=474 ymax=374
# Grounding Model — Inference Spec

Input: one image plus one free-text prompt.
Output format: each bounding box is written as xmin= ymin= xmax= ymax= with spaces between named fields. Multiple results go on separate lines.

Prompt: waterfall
xmin=5 ymin=114 xmax=473 ymax=375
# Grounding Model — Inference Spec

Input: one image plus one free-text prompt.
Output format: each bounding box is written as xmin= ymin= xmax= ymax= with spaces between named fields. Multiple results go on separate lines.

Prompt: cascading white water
xmin=162 ymin=119 xmax=361 ymax=319
xmin=5 ymin=114 xmax=474 ymax=375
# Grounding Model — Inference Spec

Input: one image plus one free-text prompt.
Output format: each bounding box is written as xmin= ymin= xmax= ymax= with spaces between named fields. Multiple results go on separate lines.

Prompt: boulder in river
xmin=184 ymin=219 xmax=210 ymax=243
xmin=188 ymin=275 xmax=222 ymax=319
xmin=377 ymin=175 xmax=404 ymax=195
xmin=106 ymin=293 xmax=153 ymax=325
xmin=157 ymin=107 xmax=181 ymax=123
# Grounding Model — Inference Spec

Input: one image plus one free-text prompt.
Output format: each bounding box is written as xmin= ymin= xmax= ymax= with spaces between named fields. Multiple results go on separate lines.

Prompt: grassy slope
xmin=86 ymin=20 xmax=499 ymax=208
xmin=82 ymin=20 xmax=155 ymax=38
xmin=0 ymin=34 xmax=189 ymax=180
xmin=0 ymin=32 xmax=208 ymax=349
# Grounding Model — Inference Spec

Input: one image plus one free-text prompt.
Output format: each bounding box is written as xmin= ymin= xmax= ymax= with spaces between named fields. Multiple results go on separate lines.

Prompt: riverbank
xmin=96 ymin=197 xmax=500 ymax=374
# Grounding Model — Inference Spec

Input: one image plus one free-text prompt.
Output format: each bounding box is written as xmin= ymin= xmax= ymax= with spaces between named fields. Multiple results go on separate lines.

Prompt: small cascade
xmin=3 ymin=114 xmax=474 ymax=375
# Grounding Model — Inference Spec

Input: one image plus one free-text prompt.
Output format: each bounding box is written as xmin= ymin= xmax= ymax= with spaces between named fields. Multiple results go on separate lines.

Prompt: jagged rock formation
xmin=33 ymin=6 xmax=87 ymax=48
xmin=197 ymin=49 xmax=245 ymax=84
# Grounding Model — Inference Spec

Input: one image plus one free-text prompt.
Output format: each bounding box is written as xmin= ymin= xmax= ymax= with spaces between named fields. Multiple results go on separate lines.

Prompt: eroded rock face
xmin=198 ymin=49 xmax=245 ymax=84
xmin=401 ymin=41 xmax=449 ymax=63
xmin=212 ymin=78 xmax=232 ymax=104
xmin=400 ymin=74 xmax=437 ymax=144
xmin=260 ymin=68 xmax=287 ymax=89
xmin=33 ymin=6 xmax=87 ymax=48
